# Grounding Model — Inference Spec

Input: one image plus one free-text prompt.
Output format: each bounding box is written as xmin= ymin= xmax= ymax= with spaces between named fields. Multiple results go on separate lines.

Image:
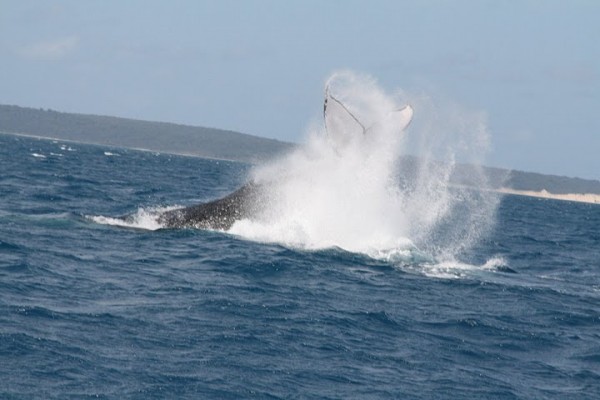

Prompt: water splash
xmin=229 ymin=71 xmax=501 ymax=268
xmin=89 ymin=206 xmax=179 ymax=231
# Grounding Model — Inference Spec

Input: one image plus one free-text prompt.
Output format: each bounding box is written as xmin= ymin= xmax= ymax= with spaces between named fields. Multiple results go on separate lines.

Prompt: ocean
xmin=1 ymin=131 xmax=599 ymax=399
xmin=1 ymin=74 xmax=599 ymax=400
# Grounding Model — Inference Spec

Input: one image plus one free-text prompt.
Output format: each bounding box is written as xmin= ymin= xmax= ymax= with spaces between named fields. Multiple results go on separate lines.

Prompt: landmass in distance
xmin=1 ymin=104 xmax=598 ymax=204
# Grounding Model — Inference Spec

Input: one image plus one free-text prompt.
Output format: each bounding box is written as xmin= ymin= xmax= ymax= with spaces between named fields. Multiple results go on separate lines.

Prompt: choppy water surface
xmin=1 ymin=132 xmax=599 ymax=399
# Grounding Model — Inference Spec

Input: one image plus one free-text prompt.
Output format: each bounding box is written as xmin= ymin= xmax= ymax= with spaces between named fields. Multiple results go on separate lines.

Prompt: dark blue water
xmin=1 ymin=133 xmax=599 ymax=399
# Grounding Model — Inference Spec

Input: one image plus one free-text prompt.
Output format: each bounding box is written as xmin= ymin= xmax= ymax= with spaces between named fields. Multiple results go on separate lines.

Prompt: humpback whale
xmin=142 ymin=85 xmax=413 ymax=230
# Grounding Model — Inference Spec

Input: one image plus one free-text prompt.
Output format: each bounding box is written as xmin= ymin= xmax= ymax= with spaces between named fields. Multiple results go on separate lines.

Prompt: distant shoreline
xmin=499 ymin=187 xmax=600 ymax=205
xmin=0 ymin=105 xmax=293 ymax=164
xmin=0 ymin=130 xmax=249 ymax=163
xmin=3 ymin=130 xmax=600 ymax=206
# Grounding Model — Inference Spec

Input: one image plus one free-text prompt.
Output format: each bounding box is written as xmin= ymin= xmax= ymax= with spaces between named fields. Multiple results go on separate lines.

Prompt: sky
xmin=1 ymin=0 xmax=598 ymax=180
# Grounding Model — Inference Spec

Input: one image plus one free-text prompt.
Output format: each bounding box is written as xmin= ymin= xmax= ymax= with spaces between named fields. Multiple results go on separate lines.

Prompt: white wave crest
xmin=408 ymin=256 xmax=510 ymax=279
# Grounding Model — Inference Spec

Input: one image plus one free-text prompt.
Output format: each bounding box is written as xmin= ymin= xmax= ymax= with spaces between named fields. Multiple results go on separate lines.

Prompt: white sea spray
xmin=229 ymin=71 xmax=501 ymax=270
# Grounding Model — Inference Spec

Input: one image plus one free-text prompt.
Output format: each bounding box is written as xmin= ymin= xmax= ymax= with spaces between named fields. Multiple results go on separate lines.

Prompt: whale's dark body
xmin=158 ymin=183 xmax=263 ymax=230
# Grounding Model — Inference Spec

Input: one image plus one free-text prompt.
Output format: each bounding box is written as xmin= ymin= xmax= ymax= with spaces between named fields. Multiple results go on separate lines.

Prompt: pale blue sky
xmin=1 ymin=0 xmax=598 ymax=179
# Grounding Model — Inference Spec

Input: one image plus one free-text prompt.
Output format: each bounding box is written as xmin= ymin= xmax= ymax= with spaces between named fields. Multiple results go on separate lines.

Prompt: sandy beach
xmin=499 ymin=188 xmax=600 ymax=205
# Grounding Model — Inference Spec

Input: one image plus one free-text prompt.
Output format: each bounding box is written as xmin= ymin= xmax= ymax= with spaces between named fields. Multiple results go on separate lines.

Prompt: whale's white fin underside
xmin=324 ymin=86 xmax=412 ymax=149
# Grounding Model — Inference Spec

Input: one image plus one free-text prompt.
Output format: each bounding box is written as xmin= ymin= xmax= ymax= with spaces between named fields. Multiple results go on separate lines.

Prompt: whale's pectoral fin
xmin=324 ymin=87 xmax=366 ymax=148
xmin=324 ymin=85 xmax=413 ymax=149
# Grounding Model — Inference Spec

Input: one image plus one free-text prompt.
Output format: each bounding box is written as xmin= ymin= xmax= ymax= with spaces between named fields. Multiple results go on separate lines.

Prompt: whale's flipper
xmin=324 ymin=86 xmax=413 ymax=149
xmin=323 ymin=86 xmax=367 ymax=148
xmin=324 ymin=87 xmax=366 ymax=148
